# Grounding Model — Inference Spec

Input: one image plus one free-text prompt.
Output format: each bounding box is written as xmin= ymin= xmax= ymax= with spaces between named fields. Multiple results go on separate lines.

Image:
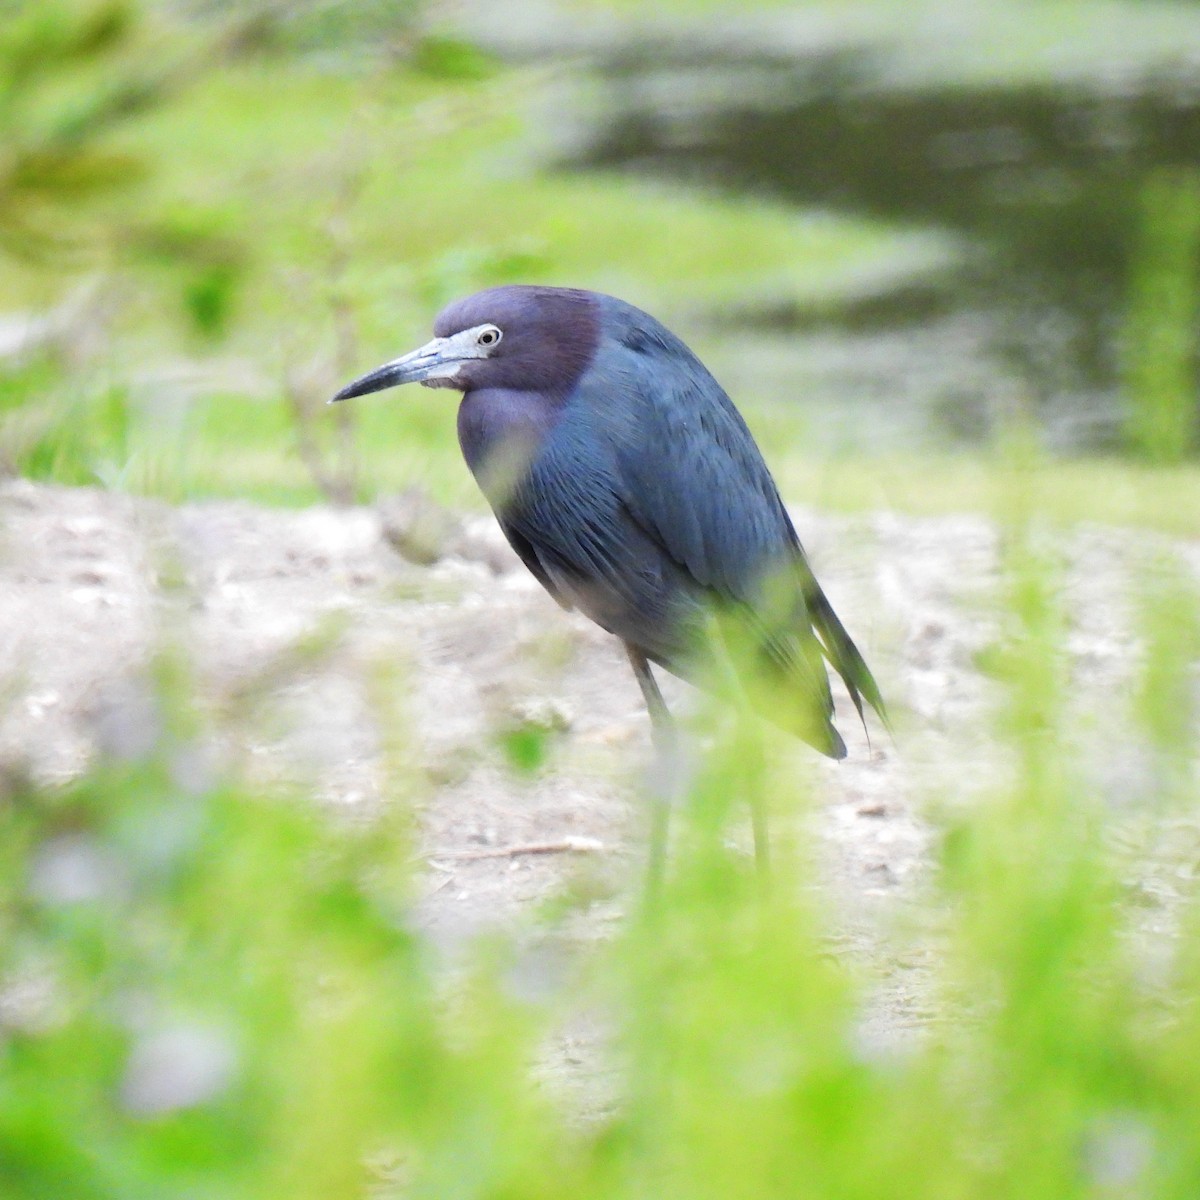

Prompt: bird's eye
xmin=477 ymin=326 xmax=502 ymax=348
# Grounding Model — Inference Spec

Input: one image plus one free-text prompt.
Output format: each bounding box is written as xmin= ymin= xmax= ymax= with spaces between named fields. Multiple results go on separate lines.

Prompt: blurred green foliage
xmin=0 ymin=354 xmax=132 ymax=487
xmin=0 ymin=0 xmax=252 ymax=333
xmin=0 ymin=0 xmax=153 ymax=260
xmin=237 ymin=0 xmax=424 ymax=55
xmin=2 ymin=520 xmax=1200 ymax=1197
xmin=1122 ymin=170 xmax=1200 ymax=465
xmin=0 ymin=0 xmax=999 ymax=513
xmin=3 ymin=0 xmax=1200 ymax=524
xmin=501 ymin=723 xmax=552 ymax=774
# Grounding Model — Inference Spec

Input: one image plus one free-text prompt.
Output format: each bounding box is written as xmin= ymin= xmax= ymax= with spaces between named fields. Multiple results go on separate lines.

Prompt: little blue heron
xmin=333 ymin=286 xmax=886 ymax=878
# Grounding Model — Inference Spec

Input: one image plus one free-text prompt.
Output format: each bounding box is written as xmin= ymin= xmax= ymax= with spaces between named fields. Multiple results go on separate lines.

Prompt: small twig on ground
xmin=427 ymin=836 xmax=606 ymax=863
xmin=423 ymin=874 xmax=456 ymax=898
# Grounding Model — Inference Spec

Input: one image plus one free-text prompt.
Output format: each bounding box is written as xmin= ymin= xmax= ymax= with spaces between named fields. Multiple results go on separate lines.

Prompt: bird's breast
xmin=457 ymin=388 xmax=562 ymax=511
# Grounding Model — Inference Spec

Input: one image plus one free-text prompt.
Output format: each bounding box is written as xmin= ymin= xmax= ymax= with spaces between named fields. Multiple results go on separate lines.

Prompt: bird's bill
xmin=330 ymin=337 xmax=454 ymax=401
xmin=330 ymin=327 xmax=487 ymax=402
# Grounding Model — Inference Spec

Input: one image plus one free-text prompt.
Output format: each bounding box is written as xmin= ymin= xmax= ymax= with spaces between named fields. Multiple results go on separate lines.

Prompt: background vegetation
xmin=2 ymin=1 xmax=1200 ymax=1196
xmin=4 ymin=0 xmax=1199 ymax=524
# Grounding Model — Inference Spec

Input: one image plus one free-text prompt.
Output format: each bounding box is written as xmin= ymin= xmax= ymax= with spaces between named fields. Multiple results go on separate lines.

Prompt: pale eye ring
xmin=477 ymin=325 xmax=502 ymax=348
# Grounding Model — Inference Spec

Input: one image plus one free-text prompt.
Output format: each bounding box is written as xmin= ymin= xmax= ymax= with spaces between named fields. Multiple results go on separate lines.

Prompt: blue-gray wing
xmin=573 ymin=314 xmax=886 ymax=733
xmin=580 ymin=339 xmax=799 ymax=602
xmin=497 ymin=421 xmax=701 ymax=669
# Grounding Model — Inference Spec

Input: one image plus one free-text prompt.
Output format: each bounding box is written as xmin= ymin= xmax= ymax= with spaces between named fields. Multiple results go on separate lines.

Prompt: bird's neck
xmin=457 ymin=387 xmax=566 ymax=511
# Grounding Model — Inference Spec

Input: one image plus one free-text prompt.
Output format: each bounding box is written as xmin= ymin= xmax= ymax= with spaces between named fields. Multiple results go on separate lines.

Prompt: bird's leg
xmin=707 ymin=618 xmax=770 ymax=886
xmin=624 ymin=643 xmax=680 ymax=901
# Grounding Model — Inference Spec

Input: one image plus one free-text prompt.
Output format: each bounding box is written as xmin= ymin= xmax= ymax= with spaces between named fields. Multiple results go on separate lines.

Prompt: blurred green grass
xmin=3 ymin=518 xmax=1200 ymax=1198
xmin=2 ymin=50 xmax=936 ymax=510
xmin=4 ymin=7 xmax=1199 ymax=532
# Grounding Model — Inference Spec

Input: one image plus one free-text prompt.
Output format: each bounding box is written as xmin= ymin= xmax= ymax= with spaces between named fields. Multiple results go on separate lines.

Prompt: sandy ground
xmin=1 ymin=479 xmax=1194 ymax=1097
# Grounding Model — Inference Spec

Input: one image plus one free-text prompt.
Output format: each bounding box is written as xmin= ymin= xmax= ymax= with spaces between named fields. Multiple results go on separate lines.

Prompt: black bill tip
xmin=329 ymin=362 xmax=406 ymax=405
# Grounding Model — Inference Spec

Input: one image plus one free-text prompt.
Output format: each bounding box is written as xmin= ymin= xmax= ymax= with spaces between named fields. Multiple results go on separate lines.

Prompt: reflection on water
xmin=564 ymin=47 xmax=1200 ymax=451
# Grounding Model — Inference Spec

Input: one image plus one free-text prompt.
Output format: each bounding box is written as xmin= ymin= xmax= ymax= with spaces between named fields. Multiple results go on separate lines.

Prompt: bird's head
xmin=330 ymin=286 xmax=600 ymax=403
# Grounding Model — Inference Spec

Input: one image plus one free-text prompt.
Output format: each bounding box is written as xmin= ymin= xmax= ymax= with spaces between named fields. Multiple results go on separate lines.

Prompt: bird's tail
xmin=807 ymin=581 xmax=889 ymax=738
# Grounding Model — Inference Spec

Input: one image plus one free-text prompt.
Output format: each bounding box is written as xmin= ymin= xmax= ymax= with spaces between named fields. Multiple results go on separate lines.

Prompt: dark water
xmin=563 ymin=46 xmax=1200 ymax=451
